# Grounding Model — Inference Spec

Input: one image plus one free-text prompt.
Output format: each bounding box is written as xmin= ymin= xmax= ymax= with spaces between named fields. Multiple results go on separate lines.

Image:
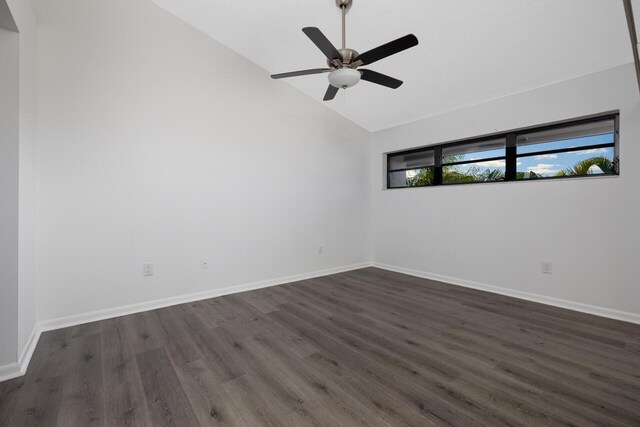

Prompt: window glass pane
xmin=442 ymin=138 xmax=505 ymax=163
xmin=517 ymin=119 xmax=615 ymax=154
xmin=517 ymin=147 xmax=615 ymax=180
xmin=389 ymin=168 xmax=434 ymax=188
xmin=443 ymin=160 xmax=506 ymax=184
xmin=388 ymin=150 xmax=434 ymax=171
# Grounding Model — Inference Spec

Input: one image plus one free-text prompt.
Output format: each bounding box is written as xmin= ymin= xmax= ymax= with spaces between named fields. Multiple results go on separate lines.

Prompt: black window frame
xmin=386 ymin=112 xmax=620 ymax=189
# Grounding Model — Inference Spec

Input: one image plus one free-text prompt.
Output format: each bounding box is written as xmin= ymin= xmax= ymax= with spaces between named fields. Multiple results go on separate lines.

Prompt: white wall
xmin=0 ymin=24 xmax=20 ymax=367
xmin=0 ymin=0 xmax=39 ymax=377
xmin=34 ymin=0 xmax=370 ymax=321
xmin=371 ymin=64 xmax=640 ymax=318
xmin=6 ymin=0 xmax=39 ymax=365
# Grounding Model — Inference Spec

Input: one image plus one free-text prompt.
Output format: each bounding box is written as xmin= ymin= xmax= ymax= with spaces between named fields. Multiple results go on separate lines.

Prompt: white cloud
xmin=575 ymin=148 xmax=608 ymax=156
xmin=528 ymin=163 xmax=556 ymax=169
xmin=526 ymin=163 xmax=560 ymax=175
xmin=536 ymin=154 xmax=558 ymax=160
xmin=475 ymin=160 xmax=506 ymax=168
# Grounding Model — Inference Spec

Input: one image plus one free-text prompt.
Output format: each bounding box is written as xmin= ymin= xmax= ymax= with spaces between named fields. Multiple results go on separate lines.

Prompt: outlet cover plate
xmin=143 ymin=262 xmax=153 ymax=277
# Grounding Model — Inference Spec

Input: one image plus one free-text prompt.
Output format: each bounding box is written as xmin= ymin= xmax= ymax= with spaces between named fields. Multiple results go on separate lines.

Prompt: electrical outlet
xmin=143 ymin=262 xmax=153 ymax=277
xmin=201 ymin=257 xmax=209 ymax=269
xmin=318 ymin=246 xmax=323 ymax=255
xmin=541 ymin=262 xmax=553 ymax=274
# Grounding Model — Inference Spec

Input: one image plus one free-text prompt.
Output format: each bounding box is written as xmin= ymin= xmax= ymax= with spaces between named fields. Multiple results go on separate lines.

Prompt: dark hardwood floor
xmin=1 ymin=267 xmax=639 ymax=426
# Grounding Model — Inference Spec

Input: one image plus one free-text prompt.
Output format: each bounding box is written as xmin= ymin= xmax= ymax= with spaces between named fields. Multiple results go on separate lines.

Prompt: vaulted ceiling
xmin=151 ymin=0 xmax=636 ymax=132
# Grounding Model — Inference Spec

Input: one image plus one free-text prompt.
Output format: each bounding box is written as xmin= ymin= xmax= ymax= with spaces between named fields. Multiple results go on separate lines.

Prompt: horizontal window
xmin=387 ymin=114 xmax=619 ymax=189
xmin=388 ymin=149 xmax=435 ymax=188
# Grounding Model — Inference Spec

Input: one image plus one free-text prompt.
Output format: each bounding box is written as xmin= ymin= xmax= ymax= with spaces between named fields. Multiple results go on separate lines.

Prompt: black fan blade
xmin=360 ymin=69 xmax=403 ymax=89
xmin=271 ymin=68 xmax=332 ymax=79
xmin=303 ymin=27 xmax=342 ymax=61
xmin=323 ymin=85 xmax=339 ymax=101
xmin=355 ymin=34 xmax=419 ymax=66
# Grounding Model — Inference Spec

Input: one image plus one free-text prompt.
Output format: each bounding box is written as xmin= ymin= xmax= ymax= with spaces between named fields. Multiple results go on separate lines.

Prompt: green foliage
xmin=404 ymin=156 xmax=614 ymax=187
xmin=406 ymin=153 xmax=506 ymax=186
xmin=481 ymin=168 xmax=506 ymax=182
xmin=442 ymin=154 xmax=463 ymax=164
xmin=444 ymin=166 xmax=504 ymax=184
xmin=556 ymin=156 xmax=613 ymax=177
xmin=443 ymin=169 xmax=476 ymax=184
xmin=406 ymin=168 xmax=434 ymax=187
xmin=406 ymin=165 xmax=505 ymax=186
xmin=517 ymin=156 xmax=613 ymax=179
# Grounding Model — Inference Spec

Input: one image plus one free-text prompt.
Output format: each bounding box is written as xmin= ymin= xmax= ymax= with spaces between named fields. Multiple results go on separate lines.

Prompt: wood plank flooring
xmin=1 ymin=267 xmax=639 ymax=426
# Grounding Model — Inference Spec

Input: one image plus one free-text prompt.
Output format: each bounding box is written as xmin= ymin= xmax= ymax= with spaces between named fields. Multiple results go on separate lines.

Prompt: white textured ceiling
xmin=151 ymin=0 xmax=634 ymax=132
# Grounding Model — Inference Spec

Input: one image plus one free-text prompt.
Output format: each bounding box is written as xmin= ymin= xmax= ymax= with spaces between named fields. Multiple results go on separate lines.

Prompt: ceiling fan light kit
xmin=328 ymin=68 xmax=361 ymax=89
xmin=271 ymin=0 xmax=419 ymax=101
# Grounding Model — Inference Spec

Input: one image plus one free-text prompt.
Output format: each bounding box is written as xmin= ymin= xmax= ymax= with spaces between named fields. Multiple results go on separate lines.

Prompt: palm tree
xmin=407 ymin=165 xmax=505 ymax=186
xmin=481 ymin=168 xmax=505 ymax=181
xmin=406 ymin=153 xmax=464 ymax=186
xmin=406 ymin=168 xmax=434 ymax=186
xmin=445 ymin=166 xmax=504 ymax=183
xmin=556 ymin=156 xmax=614 ymax=177
xmin=443 ymin=169 xmax=476 ymax=184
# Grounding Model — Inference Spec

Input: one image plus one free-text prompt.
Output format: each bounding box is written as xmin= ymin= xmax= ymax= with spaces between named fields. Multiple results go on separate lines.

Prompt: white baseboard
xmin=0 ymin=324 xmax=42 ymax=383
xmin=19 ymin=325 xmax=41 ymax=373
xmin=38 ymin=262 xmax=371 ymax=333
xmin=7 ymin=259 xmax=634 ymax=384
xmin=373 ymin=262 xmax=640 ymax=325
xmin=0 ymin=262 xmax=372 ymax=383
xmin=0 ymin=363 xmax=21 ymax=383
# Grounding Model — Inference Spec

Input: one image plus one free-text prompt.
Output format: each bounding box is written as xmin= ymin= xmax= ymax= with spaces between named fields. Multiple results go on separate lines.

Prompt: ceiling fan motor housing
xmin=327 ymin=48 xmax=360 ymax=68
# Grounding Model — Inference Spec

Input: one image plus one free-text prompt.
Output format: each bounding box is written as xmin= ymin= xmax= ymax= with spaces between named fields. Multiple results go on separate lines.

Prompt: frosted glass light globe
xmin=328 ymin=68 xmax=361 ymax=88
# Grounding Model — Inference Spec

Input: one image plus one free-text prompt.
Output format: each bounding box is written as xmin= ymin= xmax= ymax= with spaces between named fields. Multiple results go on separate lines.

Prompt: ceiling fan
xmin=271 ymin=0 xmax=419 ymax=101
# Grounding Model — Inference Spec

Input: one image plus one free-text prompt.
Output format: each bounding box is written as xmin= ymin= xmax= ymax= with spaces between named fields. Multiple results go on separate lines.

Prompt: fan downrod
xmin=334 ymin=0 xmax=355 ymax=61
